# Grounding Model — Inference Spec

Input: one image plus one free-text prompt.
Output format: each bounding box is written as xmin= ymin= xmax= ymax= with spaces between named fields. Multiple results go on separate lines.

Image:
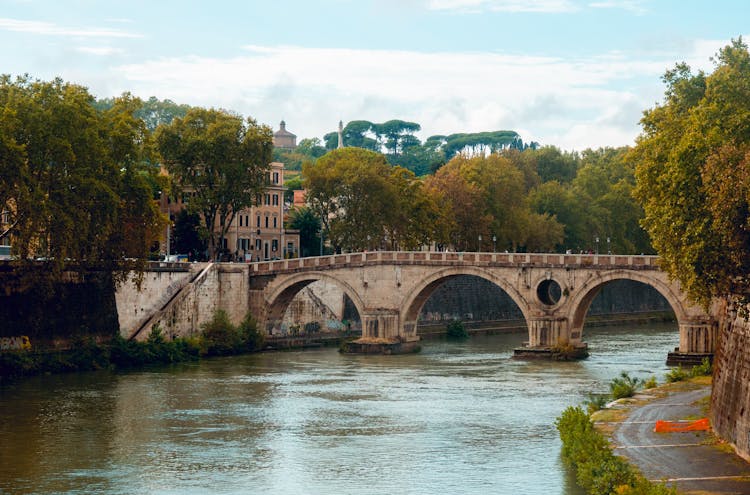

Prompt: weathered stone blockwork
xmin=116 ymin=263 xmax=250 ymax=341
xmin=711 ymin=298 xmax=750 ymax=461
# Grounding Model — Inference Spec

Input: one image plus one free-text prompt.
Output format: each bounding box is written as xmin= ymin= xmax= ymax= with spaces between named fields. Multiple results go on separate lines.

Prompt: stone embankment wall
xmin=116 ymin=263 xmax=250 ymax=341
xmin=115 ymin=264 xmax=196 ymax=338
xmin=711 ymin=298 xmax=750 ymax=461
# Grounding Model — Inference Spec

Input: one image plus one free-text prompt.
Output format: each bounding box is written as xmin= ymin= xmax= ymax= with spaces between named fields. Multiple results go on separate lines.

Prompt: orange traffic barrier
xmin=654 ymin=418 xmax=710 ymax=433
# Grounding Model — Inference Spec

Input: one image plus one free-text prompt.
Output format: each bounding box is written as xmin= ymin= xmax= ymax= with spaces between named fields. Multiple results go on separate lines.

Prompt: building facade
xmin=162 ymin=161 xmax=300 ymax=261
xmin=225 ymin=161 xmax=300 ymax=261
xmin=160 ymin=120 xmax=302 ymax=261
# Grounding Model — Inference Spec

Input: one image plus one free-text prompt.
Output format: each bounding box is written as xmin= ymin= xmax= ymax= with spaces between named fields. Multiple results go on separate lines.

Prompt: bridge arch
xmin=400 ymin=266 xmax=533 ymax=335
xmin=565 ymin=269 xmax=687 ymax=340
xmin=263 ymin=271 xmax=366 ymax=335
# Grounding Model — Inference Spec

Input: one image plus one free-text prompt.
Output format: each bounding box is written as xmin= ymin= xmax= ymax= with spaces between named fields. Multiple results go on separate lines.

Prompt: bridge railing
xmin=248 ymin=251 xmax=659 ymax=273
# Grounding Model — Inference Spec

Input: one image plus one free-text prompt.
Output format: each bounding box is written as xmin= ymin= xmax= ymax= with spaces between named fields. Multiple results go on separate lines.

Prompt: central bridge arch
xmin=400 ymin=266 xmax=532 ymax=336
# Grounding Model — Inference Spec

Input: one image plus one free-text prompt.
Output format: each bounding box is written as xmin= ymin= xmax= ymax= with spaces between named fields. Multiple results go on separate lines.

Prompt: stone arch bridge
xmin=118 ymin=252 xmax=716 ymax=357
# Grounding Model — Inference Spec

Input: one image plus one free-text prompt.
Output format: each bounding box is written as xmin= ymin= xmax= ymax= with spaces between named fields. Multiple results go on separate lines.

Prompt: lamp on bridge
xmin=595 ymin=236 xmax=600 ymax=255
xmin=607 ymin=237 xmax=611 ymax=255
xmin=478 ymin=234 xmax=482 ymax=252
xmin=493 ymin=235 xmax=497 ymax=253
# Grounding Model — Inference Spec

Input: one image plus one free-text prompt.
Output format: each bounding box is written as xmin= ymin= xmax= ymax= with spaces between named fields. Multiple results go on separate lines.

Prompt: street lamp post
xmin=492 ymin=235 xmax=497 ymax=253
xmin=595 ymin=236 xmax=600 ymax=255
xmin=478 ymin=234 xmax=482 ymax=252
xmin=607 ymin=237 xmax=611 ymax=255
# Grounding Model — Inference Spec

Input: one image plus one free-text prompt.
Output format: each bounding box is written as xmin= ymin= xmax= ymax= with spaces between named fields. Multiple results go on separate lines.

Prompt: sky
xmin=1 ymin=0 xmax=748 ymax=151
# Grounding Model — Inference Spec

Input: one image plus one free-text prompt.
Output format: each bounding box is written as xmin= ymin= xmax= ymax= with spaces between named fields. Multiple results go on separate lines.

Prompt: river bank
xmin=592 ymin=377 xmax=750 ymax=494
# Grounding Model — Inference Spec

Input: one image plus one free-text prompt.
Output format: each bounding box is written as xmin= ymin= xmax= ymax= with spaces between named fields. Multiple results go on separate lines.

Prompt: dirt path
xmin=607 ymin=384 xmax=750 ymax=494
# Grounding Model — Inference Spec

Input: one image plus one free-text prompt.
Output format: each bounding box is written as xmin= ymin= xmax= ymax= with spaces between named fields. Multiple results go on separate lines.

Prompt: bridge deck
xmin=247 ymin=251 xmax=660 ymax=274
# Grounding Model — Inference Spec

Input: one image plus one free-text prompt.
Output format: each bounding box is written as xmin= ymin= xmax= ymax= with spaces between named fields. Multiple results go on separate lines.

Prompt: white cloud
xmin=0 ymin=17 xmax=142 ymax=38
xmin=97 ymin=38 xmax=736 ymax=151
xmin=428 ymin=0 xmax=578 ymax=13
xmin=588 ymin=0 xmax=648 ymax=15
xmin=76 ymin=46 xmax=125 ymax=56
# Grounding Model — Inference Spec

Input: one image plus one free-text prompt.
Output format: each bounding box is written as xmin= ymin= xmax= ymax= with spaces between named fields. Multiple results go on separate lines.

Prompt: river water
xmin=0 ymin=323 xmax=679 ymax=495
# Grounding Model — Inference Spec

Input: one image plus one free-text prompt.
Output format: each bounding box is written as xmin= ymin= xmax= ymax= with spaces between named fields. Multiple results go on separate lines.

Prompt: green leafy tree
xmin=632 ymin=38 xmax=750 ymax=305
xmin=372 ymin=119 xmax=421 ymax=156
xmin=283 ymin=174 xmax=304 ymax=203
xmin=429 ymin=153 xmax=562 ymax=252
xmin=528 ymin=146 xmax=579 ymax=183
xmin=424 ymin=163 xmax=492 ymax=251
xmin=0 ymin=76 xmax=163 ymax=279
xmin=303 ymin=148 xmax=397 ymax=251
xmin=156 ymin=108 xmax=273 ymax=260
xmin=287 ymin=206 xmax=321 ymax=257
xmin=172 ymin=209 xmax=207 ymax=260
xmin=296 ymin=137 xmax=327 ymax=158
xmin=95 ymin=95 xmax=191 ymax=132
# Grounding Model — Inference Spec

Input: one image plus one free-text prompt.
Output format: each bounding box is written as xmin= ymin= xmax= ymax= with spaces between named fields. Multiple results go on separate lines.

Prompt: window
xmin=273 ymin=172 xmax=279 ymax=184
xmin=239 ymin=216 xmax=243 ymax=227
xmin=272 ymin=194 xmax=279 ymax=206
xmin=265 ymin=216 xmax=269 ymax=228
xmin=273 ymin=217 xmax=277 ymax=228
xmin=272 ymin=239 xmax=278 ymax=252
xmin=265 ymin=194 xmax=271 ymax=205
xmin=256 ymin=215 xmax=261 ymax=227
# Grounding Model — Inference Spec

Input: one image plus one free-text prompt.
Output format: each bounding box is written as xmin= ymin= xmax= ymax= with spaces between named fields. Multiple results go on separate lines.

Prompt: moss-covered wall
xmin=0 ymin=265 xmax=118 ymax=350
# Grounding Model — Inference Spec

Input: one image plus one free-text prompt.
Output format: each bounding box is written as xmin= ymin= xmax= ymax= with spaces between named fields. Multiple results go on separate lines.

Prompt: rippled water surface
xmin=0 ymin=323 xmax=679 ymax=495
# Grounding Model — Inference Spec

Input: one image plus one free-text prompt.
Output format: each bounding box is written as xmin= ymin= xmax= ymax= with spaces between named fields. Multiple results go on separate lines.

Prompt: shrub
xmin=109 ymin=329 xmax=200 ymax=367
xmin=665 ymin=365 xmax=688 ymax=383
xmin=446 ymin=320 xmax=468 ymax=340
xmin=690 ymin=357 xmax=712 ymax=377
xmin=610 ymin=372 xmax=641 ymax=399
xmin=201 ymin=309 xmax=243 ymax=356
xmin=238 ymin=312 xmax=265 ymax=351
xmin=643 ymin=376 xmax=658 ymax=389
xmin=556 ymin=406 xmax=677 ymax=495
xmin=584 ymin=393 xmax=609 ymax=414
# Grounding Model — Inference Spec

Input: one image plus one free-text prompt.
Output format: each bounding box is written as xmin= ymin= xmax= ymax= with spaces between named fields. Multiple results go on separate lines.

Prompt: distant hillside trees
xmin=317 ymin=120 xmax=539 ymax=177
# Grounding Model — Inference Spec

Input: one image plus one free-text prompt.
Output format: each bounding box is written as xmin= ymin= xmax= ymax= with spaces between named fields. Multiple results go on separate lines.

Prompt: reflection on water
xmin=0 ymin=323 xmax=678 ymax=495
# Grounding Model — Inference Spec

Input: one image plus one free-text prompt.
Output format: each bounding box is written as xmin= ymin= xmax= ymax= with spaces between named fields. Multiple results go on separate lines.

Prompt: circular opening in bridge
xmin=537 ymin=279 xmax=562 ymax=306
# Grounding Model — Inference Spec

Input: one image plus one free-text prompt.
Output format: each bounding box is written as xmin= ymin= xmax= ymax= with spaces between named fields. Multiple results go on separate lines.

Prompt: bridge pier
xmin=342 ymin=310 xmax=420 ymax=354
xmin=514 ymin=316 xmax=589 ymax=360
xmin=667 ymin=319 xmax=718 ymax=366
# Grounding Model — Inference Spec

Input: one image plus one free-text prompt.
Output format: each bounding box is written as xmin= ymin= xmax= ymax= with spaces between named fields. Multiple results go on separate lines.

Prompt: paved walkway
xmin=605 ymin=384 xmax=750 ymax=494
